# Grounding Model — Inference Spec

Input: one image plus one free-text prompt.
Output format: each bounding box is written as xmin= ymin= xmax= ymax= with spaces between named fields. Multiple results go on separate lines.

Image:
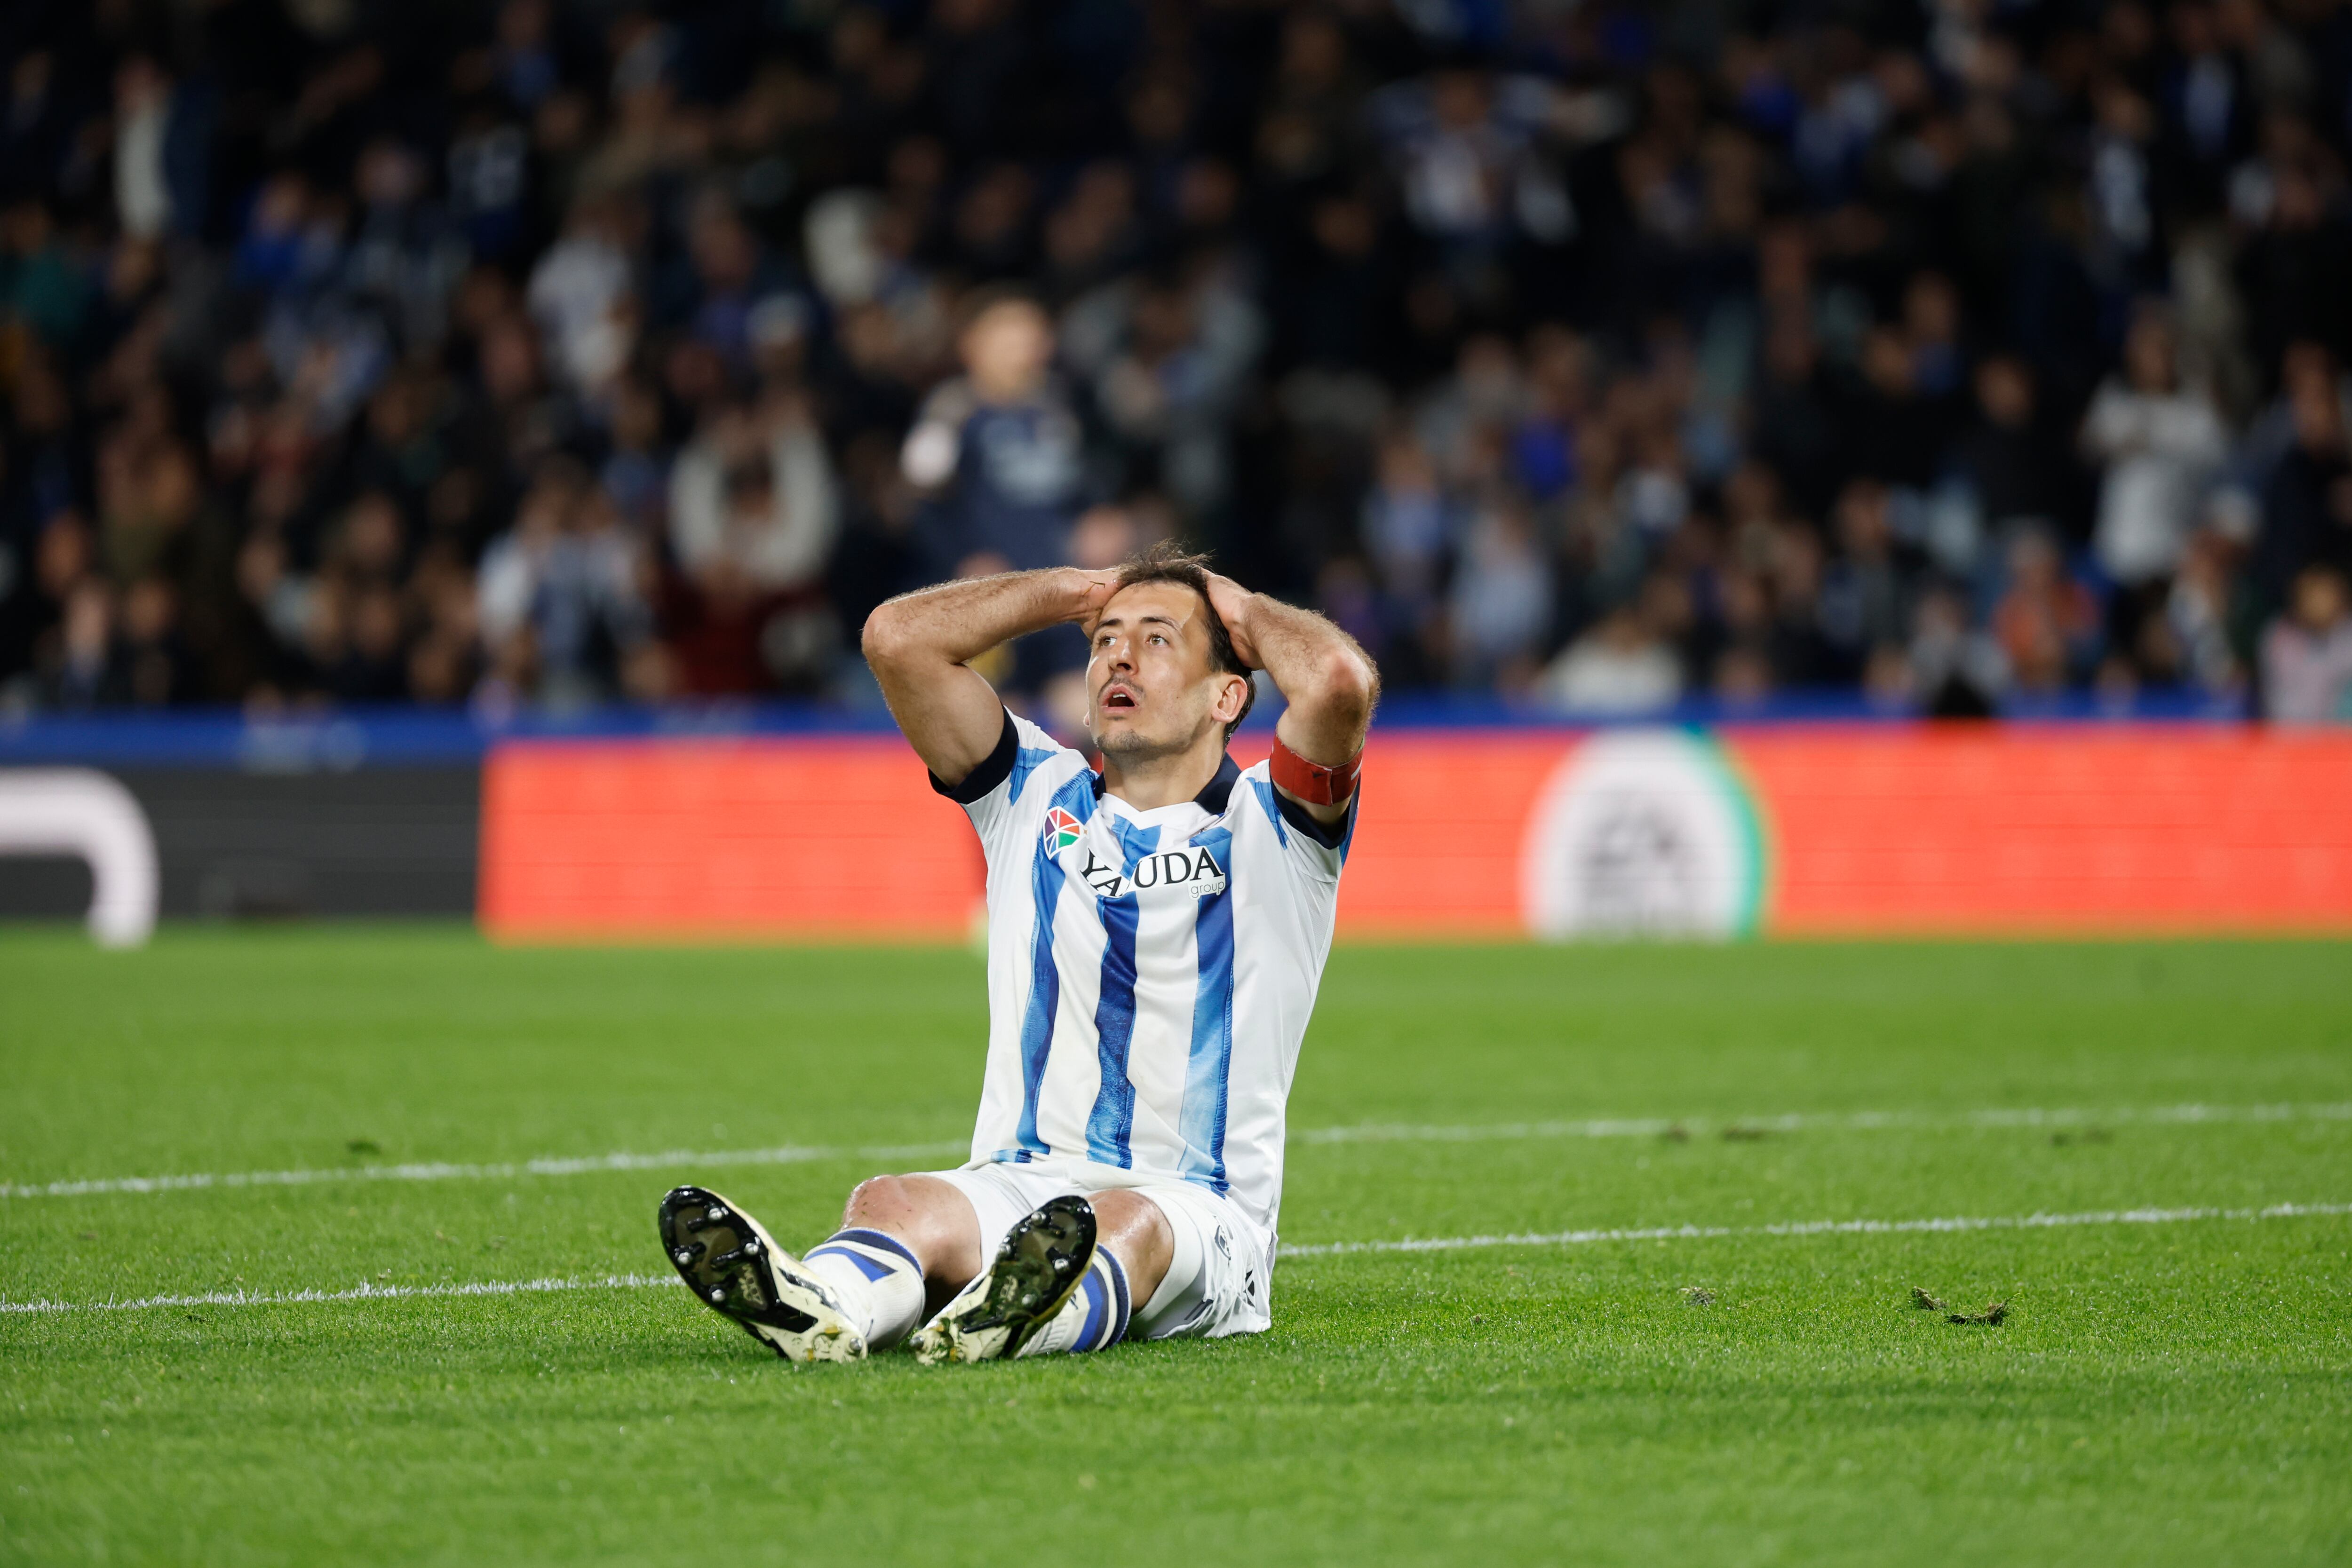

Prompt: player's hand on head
xmin=1202 ymin=572 xmax=1261 ymax=669
xmin=1069 ymin=566 xmax=1122 ymax=634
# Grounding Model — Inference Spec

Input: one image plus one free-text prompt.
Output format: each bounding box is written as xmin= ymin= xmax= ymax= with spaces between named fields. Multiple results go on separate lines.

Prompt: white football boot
xmin=657 ymin=1185 xmax=866 ymax=1363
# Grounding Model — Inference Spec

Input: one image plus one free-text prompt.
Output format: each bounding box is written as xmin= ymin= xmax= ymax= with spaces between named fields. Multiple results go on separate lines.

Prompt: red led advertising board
xmin=480 ymin=727 xmax=2352 ymax=941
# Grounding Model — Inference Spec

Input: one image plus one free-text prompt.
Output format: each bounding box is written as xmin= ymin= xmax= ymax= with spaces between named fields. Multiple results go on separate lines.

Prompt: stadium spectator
xmin=1993 ymin=530 xmax=2105 ymax=694
xmin=480 ymin=459 xmax=657 ymax=709
xmin=1948 ymin=356 xmax=2073 ymax=546
xmin=1817 ymin=479 xmax=1907 ymax=683
xmin=1060 ymin=260 xmax=1263 ymax=517
xmin=1446 ymin=491 xmax=1552 ymax=690
xmin=665 ymin=392 xmax=839 ymax=695
xmin=900 ymin=289 xmax=1088 ymax=697
xmin=2263 ymin=564 xmax=2352 ymax=721
xmin=2080 ymin=309 xmax=2230 ymax=657
xmin=1540 ymin=600 xmax=1682 ymax=714
xmin=901 ymin=292 xmax=1082 ymax=577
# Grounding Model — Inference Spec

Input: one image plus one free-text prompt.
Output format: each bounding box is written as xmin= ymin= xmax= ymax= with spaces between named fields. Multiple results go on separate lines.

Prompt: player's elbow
xmin=860 ymin=602 xmax=914 ymax=671
xmin=1300 ymin=646 xmax=1378 ymax=731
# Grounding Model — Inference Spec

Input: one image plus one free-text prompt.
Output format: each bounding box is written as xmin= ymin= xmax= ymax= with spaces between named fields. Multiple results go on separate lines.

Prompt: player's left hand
xmin=1203 ymin=572 xmax=1261 ymax=669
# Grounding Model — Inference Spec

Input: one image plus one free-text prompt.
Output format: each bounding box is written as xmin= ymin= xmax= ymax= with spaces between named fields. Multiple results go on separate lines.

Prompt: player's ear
xmin=1213 ymin=670 xmax=1248 ymax=726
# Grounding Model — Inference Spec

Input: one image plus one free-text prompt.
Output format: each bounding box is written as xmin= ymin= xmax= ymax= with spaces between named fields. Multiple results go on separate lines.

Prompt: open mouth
xmin=1101 ymin=684 xmax=1138 ymax=713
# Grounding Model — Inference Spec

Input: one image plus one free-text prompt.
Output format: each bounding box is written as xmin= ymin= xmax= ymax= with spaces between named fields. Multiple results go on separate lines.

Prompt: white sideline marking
xmin=3 ymin=1201 xmax=2345 ymax=1315
xmin=3 ymin=1102 xmax=2347 ymax=1203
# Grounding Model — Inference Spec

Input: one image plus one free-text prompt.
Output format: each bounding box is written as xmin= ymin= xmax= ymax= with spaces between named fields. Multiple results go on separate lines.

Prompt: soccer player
xmin=658 ymin=543 xmax=1376 ymax=1362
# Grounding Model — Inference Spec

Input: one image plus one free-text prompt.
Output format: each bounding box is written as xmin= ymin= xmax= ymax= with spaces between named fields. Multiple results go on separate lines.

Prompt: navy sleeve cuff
xmin=1275 ymin=786 xmax=1354 ymax=849
xmin=930 ymin=707 xmax=1018 ymax=804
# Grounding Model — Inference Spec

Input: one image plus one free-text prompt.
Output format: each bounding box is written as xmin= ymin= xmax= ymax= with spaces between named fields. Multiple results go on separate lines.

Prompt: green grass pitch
xmin=2 ymin=928 xmax=2348 ymax=1566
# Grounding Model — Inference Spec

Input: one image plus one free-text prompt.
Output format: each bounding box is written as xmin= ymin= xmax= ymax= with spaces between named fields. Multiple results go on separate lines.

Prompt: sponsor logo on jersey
xmin=1042 ymin=807 xmax=1083 ymax=853
xmin=1077 ymin=845 xmax=1227 ymax=900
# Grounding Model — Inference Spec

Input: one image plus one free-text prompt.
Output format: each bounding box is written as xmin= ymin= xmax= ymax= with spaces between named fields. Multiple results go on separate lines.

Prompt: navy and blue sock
xmin=802 ymin=1227 xmax=927 ymax=1348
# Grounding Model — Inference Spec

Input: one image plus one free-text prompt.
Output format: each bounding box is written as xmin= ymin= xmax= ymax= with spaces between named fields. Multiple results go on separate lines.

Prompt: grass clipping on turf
xmin=1912 ymin=1286 xmax=2008 ymax=1326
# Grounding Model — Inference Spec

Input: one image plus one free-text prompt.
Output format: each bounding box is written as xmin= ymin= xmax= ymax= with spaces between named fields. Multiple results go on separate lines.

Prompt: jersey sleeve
xmin=930 ymin=707 xmax=1088 ymax=870
xmin=1235 ymin=760 xmax=1359 ymax=886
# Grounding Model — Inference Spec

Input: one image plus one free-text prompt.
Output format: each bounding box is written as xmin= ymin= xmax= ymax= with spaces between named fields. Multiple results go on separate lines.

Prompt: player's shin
xmin=1013 ymin=1247 xmax=1131 ymax=1357
xmin=802 ymin=1227 xmax=928 ymax=1350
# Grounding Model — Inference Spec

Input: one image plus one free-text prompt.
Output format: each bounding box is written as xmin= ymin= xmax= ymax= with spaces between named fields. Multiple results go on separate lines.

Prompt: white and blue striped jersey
xmin=932 ymin=708 xmax=1356 ymax=1240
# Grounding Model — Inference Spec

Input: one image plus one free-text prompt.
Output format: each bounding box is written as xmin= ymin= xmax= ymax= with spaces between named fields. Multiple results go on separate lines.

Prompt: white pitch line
xmin=0 ymin=1273 xmax=675 ymax=1316
xmin=0 ymin=1140 xmax=969 ymax=1201
xmin=1294 ymin=1101 xmax=2352 ymax=1146
xmin=4 ymin=1102 xmax=2348 ymax=1204
xmin=4 ymin=1200 xmax=2345 ymax=1316
xmin=1277 ymin=1199 xmax=2352 ymax=1256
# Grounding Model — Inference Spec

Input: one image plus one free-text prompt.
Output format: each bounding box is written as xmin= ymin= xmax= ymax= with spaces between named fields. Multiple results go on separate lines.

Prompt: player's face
xmin=1086 ymin=582 xmax=1241 ymax=759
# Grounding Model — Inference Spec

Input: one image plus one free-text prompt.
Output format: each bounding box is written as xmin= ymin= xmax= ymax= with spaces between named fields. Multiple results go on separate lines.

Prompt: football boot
xmin=657 ymin=1185 xmax=866 ymax=1363
xmin=909 ymin=1194 xmax=1097 ymax=1366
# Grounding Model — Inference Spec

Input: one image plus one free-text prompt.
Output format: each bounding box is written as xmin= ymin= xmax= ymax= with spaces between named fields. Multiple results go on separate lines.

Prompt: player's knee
xmin=844 ymin=1174 xmax=912 ymax=1227
xmin=845 ymin=1173 xmax=961 ymax=1247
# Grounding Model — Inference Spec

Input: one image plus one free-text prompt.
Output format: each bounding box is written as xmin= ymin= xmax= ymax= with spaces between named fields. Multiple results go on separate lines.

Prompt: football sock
xmin=1015 ymin=1247 xmax=1130 ymax=1357
xmin=802 ymin=1228 xmax=927 ymax=1349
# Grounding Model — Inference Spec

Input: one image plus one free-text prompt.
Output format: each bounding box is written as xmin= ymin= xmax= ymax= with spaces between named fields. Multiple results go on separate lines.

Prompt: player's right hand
xmin=1068 ymin=567 xmax=1123 ymax=633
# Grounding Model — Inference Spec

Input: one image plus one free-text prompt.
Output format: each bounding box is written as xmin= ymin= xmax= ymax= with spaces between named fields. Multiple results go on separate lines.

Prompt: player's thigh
xmin=902 ymin=1164 xmax=1072 ymax=1276
xmin=1123 ymin=1182 xmax=1272 ymax=1342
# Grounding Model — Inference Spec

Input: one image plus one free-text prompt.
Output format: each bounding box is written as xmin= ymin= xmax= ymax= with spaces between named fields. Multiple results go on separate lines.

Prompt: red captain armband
xmin=1269 ymin=736 xmax=1363 ymax=806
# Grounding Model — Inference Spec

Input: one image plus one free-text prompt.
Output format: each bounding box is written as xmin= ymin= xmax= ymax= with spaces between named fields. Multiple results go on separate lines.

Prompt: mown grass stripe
xmin=5 ymin=1200 xmax=2345 ymax=1315
xmin=5 ymin=1102 xmax=2347 ymax=1201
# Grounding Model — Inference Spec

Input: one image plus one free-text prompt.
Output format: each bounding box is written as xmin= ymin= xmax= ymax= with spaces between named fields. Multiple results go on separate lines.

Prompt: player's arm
xmin=861 ymin=568 xmax=1118 ymax=785
xmin=1205 ymin=575 xmax=1379 ymax=825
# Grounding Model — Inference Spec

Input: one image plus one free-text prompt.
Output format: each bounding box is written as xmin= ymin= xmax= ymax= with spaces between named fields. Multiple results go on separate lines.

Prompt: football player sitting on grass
xmin=658 ymin=543 xmax=1376 ymax=1363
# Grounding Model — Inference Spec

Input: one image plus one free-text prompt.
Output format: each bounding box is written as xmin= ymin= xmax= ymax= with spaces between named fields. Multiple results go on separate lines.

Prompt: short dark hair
xmin=1109 ymin=540 xmax=1257 ymax=741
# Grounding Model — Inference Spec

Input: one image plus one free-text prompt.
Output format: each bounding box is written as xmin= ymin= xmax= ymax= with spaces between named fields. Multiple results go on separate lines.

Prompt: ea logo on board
xmin=1519 ymin=731 xmax=1765 ymax=940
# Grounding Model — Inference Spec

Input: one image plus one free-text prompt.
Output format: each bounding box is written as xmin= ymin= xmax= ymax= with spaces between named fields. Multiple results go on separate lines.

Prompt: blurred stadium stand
xmin=7 ymin=0 xmax=2352 ymax=725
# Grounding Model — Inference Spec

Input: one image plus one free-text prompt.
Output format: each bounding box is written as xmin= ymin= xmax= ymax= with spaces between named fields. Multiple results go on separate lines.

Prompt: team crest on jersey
xmin=1042 ymin=807 xmax=1083 ymax=852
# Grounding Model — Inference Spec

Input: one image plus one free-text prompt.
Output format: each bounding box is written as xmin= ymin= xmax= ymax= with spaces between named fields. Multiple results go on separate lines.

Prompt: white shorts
xmin=922 ymin=1159 xmax=1273 ymax=1340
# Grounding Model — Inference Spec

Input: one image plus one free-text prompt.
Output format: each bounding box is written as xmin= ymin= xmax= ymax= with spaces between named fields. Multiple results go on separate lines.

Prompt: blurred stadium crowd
xmin=5 ymin=0 xmax=2352 ymax=727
